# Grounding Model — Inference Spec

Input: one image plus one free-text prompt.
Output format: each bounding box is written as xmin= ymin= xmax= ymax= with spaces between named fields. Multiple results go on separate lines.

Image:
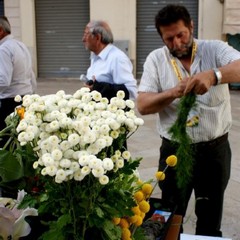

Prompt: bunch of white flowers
xmin=15 ymin=88 xmax=144 ymax=185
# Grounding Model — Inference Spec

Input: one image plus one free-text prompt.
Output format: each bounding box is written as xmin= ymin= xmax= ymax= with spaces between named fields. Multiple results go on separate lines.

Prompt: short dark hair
xmin=155 ymin=4 xmax=192 ymax=36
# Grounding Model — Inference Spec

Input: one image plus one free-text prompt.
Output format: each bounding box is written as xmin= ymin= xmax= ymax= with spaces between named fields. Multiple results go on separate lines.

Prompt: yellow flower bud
xmin=112 ymin=217 xmax=121 ymax=225
xmin=121 ymin=228 xmax=131 ymax=240
xmin=131 ymin=205 xmax=141 ymax=215
xmin=134 ymin=190 xmax=144 ymax=202
xmin=138 ymin=200 xmax=150 ymax=213
xmin=166 ymin=155 xmax=177 ymax=167
xmin=141 ymin=183 xmax=153 ymax=197
xmin=155 ymin=171 xmax=166 ymax=181
xmin=134 ymin=215 xmax=143 ymax=226
xmin=119 ymin=218 xmax=130 ymax=228
xmin=128 ymin=214 xmax=138 ymax=224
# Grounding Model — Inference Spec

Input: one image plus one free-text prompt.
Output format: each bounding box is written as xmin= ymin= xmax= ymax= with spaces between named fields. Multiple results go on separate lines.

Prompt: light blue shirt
xmin=86 ymin=44 xmax=137 ymax=100
xmin=0 ymin=35 xmax=36 ymax=99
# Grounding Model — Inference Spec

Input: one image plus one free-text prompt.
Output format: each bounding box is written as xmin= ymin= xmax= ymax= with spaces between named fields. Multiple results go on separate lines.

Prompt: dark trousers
xmin=0 ymin=97 xmax=20 ymax=148
xmin=158 ymin=134 xmax=231 ymax=237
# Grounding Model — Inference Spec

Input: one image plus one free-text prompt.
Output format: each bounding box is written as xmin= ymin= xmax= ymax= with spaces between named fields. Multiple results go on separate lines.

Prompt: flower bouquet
xmin=0 ymin=88 xmax=178 ymax=240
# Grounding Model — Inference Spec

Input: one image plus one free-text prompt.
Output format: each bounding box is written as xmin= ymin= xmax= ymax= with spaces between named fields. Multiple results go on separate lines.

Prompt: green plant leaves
xmin=0 ymin=149 xmax=23 ymax=182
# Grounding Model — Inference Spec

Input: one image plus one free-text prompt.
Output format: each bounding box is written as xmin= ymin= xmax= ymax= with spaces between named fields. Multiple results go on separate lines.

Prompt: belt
xmin=162 ymin=133 xmax=228 ymax=149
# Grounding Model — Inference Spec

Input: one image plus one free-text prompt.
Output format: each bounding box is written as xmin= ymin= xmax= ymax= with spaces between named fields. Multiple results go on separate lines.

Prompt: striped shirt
xmin=138 ymin=39 xmax=240 ymax=143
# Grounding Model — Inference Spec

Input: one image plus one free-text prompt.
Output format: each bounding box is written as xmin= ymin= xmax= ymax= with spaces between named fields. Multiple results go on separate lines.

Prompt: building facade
xmin=1 ymin=0 xmax=236 ymax=79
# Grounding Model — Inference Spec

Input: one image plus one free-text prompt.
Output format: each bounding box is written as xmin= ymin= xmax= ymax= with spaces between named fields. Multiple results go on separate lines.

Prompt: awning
xmin=223 ymin=0 xmax=240 ymax=34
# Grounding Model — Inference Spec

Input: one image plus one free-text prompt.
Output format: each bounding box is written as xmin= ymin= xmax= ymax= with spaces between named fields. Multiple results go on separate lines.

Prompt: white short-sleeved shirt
xmin=138 ymin=39 xmax=240 ymax=143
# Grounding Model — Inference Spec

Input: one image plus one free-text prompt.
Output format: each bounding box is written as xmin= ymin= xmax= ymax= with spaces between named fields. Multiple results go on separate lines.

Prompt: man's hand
xmin=184 ymin=70 xmax=216 ymax=95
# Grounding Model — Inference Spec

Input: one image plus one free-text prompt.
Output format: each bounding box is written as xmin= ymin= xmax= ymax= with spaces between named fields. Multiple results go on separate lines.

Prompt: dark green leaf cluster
xmin=168 ymin=92 xmax=196 ymax=190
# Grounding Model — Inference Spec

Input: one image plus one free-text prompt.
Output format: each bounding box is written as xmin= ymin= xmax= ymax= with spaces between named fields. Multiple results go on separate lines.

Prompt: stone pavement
xmin=36 ymin=78 xmax=240 ymax=240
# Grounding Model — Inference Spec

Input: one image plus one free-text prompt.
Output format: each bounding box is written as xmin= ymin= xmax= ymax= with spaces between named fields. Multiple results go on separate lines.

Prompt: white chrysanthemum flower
xmin=95 ymin=102 xmax=106 ymax=110
xmin=115 ymin=158 xmax=124 ymax=169
xmin=91 ymin=90 xmax=102 ymax=101
xmin=122 ymin=151 xmax=131 ymax=160
xmin=116 ymin=90 xmax=125 ymax=99
xmin=102 ymin=136 xmax=113 ymax=147
xmin=63 ymin=149 xmax=74 ymax=159
xmin=81 ymin=166 xmax=91 ymax=176
xmin=51 ymin=149 xmax=63 ymax=161
xmin=99 ymin=175 xmax=109 ymax=185
xmin=59 ymin=117 xmax=73 ymax=128
xmin=46 ymin=165 xmax=58 ymax=176
xmin=26 ymin=125 xmax=39 ymax=137
xmin=60 ymin=159 xmax=71 ymax=168
xmin=116 ymin=114 xmax=127 ymax=124
xmin=73 ymin=169 xmax=85 ymax=181
xmin=125 ymin=118 xmax=135 ymax=129
xmin=134 ymin=117 xmax=144 ymax=126
xmin=24 ymin=131 xmax=35 ymax=142
xmin=87 ymin=144 xmax=102 ymax=155
xmin=60 ymin=106 xmax=72 ymax=114
xmin=58 ymin=99 xmax=68 ymax=108
xmin=70 ymin=162 xmax=80 ymax=171
xmin=115 ymin=150 xmax=122 ymax=158
xmin=99 ymin=124 xmax=110 ymax=134
xmin=48 ymin=135 xmax=60 ymax=146
xmin=22 ymin=95 xmax=34 ymax=107
xmin=92 ymin=167 xmax=104 ymax=178
xmin=110 ymin=130 xmax=119 ymax=139
xmin=88 ymin=157 xmax=102 ymax=169
xmin=55 ymin=169 xmax=67 ymax=182
xmin=16 ymin=120 xmax=28 ymax=132
xmin=60 ymin=140 xmax=71 ymax=151
xmin=24 ymin=112 xmax=36 ymax=124
xmin=33 ymin=161 xmax=39 ymax=169
xmin=107 ymin=104 xmax=118 ymax=113
xmin=78 ymin=155 xmax=89 ymax=166
xmin=42 ymin=155 xmax=55 ymax=166
xmin=125 ymin=99 xmax=135 ymax=109
xmin=103 ymin=158 xmax=114 ymax=171
xmin=81 ymin=92 xmax=92 ymax=103
xmin=14 ymin=95 xmax=22 ymax=102
xmin=83 ymin=131 xmax=97 ymax=144
xmin=41 ymin=168 xmax=47 ymax=176
xmin=94 ymin=138 xmax=107 ymax=149
xmin=68 ymin=133 xmax=80 ymax=146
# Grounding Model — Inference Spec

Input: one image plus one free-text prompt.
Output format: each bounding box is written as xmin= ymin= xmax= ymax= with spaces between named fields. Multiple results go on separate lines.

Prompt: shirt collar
xmin=0 ymin=34 xmax=14 ymax=45
xmin=91 ymin=44 xmax=113 ymax=61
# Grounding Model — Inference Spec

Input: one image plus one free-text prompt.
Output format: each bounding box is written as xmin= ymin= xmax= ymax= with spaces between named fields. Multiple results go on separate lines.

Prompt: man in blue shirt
xmin=82 ymin=20 xmax=137 ymax=100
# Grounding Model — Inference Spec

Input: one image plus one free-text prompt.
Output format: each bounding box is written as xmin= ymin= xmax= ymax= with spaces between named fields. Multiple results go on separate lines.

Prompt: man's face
xmin=82 ymin=25 xmax=97 ymax=52
xmin=159 ymin=20 xmax=193 ymax=58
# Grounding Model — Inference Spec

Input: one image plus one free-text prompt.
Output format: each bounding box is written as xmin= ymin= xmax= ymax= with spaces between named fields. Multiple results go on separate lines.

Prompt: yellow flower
xmin=131 ymin=205 xmax=141 ymax=215
xmin=134 ymin=191 xmax=144 ymax=202
xmin=16 ymin=106 xmax=25 ymax=120
xmin=112 ymin=217 xmax=121 ymax=225
xmin=119 ymin=218 xmax=130 ymax=228
xmin=155 ymin=171 xmax=166 ymax=181
xmin=121 ymin=227 xmax=131 ymax=240
xmin=138 ymin=200 xmax=150 ymax=213
xmin=166 ymin=155 xmax=177 ymax=167
xmin=128 ymin=214 xmax=138 ymax=224
xmin=141 ymin=183 xmax=153 ymax=197
xmin=133 ymin=215 xmax=143 ymax=226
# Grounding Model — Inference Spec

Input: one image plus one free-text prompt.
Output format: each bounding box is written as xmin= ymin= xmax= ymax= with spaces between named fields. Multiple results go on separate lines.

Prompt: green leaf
xmin=0 ymin=149 xmax=23 ymax=182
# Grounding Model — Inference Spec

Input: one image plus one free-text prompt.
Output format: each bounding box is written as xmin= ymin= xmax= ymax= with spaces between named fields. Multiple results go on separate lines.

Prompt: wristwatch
xmin=213 ymin=68 xmax=222 ymax=85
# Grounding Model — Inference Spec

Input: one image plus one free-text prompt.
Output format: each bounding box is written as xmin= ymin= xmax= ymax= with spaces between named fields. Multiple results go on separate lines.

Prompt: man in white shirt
xmin=82 ymin=20 xmax=137 ymax=100
xmin=0 ymin=16 xmax=36 ymax=147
